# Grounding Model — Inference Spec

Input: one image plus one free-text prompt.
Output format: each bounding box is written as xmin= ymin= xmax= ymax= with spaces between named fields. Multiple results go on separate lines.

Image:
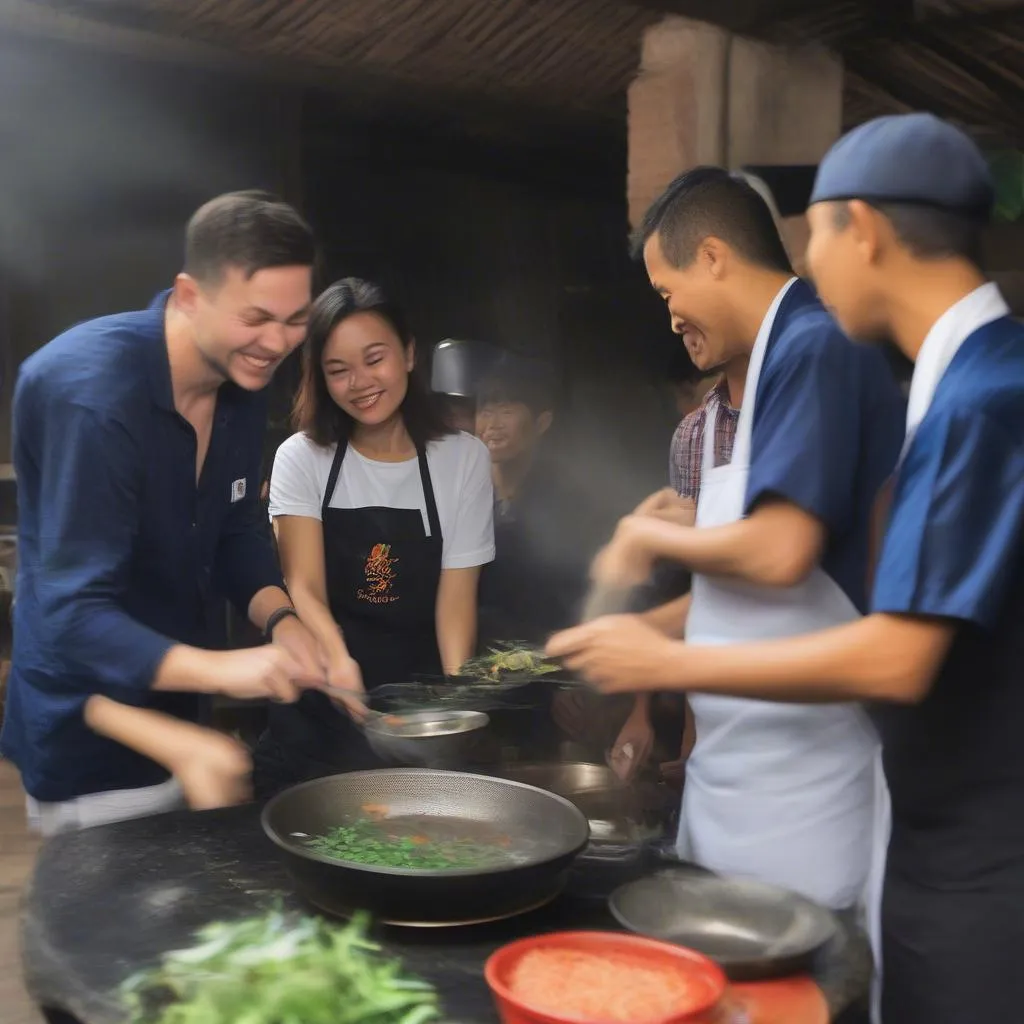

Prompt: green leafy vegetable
xmin=122 ymin=910 xmax=441 ymax=1024
xmin=307 ymin=818 xmax=511 ymax=870
xmin=458 ymin=643 xmax=560 ymax=682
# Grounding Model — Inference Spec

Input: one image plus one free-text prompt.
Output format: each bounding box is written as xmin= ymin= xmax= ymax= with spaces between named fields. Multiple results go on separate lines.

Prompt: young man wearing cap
xmin=549 ymin=114 xmax=1024 ymax=1024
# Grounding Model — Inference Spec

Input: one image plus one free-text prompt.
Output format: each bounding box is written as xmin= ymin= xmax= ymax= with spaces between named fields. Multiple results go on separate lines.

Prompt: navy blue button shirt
xmin=744 ymin=280 xmax=906 ymax=613
xmin=1 ymin=291 xmax=283 ymax=801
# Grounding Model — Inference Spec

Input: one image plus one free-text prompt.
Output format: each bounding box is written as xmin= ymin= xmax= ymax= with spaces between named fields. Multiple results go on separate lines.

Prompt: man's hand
xmin=633 ymin=488 xmax=680 ymax=517
xmin=609 ymin=700 xmax=655 ymax=782
xmin=213 ymin=646 xmax=319 ymax=702
xmin=634 ymin=489 xmax=698 ymax=526
xmin=590 ymin=515 xmax=666 ymax=588
xmin=172 ymin=728 xmax=253 ymax=810
xmin=546 ymin=614 xmax=679 ymax=693
xmin=270 ymin=614 xmax=327 ymax=687
xmin=660 ymin=758 xmax=685 ymax=787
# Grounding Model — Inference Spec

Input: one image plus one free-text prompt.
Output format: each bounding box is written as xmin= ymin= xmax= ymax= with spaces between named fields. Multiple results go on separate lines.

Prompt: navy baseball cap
xmin=810 ymin=113 xmax=994 ymax=219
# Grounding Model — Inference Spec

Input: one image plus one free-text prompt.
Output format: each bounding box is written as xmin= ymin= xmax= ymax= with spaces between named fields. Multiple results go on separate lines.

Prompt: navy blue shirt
xmin=871 ymin=316 xmax=1024 ymax=884
xmin=1 ymin=292 xmax=283 ymax=801
xmin=744 ymin=280 xmax=906 ymax=613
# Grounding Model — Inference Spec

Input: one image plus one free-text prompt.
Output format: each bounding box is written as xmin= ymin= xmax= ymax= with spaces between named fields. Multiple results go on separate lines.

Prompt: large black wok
xmin=261 ymin=769 xmax=590 ymax=926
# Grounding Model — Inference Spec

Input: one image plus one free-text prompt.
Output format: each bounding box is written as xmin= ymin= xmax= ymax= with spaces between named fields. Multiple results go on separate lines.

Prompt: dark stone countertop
xmin=20 ymin=804 xmax=872 ymax=1024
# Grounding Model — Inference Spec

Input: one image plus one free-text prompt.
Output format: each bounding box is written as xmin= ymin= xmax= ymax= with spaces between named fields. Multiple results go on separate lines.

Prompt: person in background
xmin=548 ymin=114 xmax=1024 ymax=1024
xmin=666 ymin=347 xmax=718 ymax=423
xmin=553 ymin=167 xmax=905 ymax=920
xmin=1 ymin=191 xmax=326 ymax=833
xmin=474 ymin=357 xmax=593 ymax=645
xmin=255 ymin=278 xmax=494 ymax=792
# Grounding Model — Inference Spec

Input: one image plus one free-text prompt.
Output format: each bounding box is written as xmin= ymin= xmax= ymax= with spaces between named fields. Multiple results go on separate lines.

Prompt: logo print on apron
xmin=357 ymin=543 xmax=400 ymax=604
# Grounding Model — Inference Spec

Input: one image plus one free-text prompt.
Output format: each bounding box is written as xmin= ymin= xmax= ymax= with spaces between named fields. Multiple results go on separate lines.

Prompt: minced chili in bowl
xmin=485 ymin=931 xmax=730 ymax=1024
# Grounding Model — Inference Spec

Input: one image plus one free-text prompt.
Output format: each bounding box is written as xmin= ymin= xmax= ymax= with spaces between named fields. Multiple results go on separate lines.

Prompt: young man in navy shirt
xmin=3 ymin=191 xmax=326 ymax=832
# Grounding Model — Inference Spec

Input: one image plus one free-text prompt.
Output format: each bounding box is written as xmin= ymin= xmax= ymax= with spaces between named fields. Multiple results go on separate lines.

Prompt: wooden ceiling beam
xmin=844 ymin=48 xmax=1024 ymax=143
xmin=624 ymin=0 xmax=827 ymax=33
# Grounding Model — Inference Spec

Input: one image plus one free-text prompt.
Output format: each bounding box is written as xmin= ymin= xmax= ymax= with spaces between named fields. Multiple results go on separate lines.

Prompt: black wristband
xmin=264 ymin=605 xmax=298 ymax=640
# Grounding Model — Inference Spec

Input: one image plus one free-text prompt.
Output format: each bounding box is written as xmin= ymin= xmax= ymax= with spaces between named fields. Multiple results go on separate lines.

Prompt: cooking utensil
xmin=363 ymin=709 xmax=490 ymax=767
xmin=261 ymin=769 xmax=590 ymax=926
xmin=609 ymin=872 xmax=840 ymax=981
xmin=493 ymin=761 xmax=695 ymax=900
xmin=320 ymin=686 xmax=489 ymax=767
xmin=484 ymin=931 xmax=730 ymax=1024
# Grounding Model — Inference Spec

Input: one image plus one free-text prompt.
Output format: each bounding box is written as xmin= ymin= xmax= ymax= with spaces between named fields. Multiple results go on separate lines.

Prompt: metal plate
xmin=609 ymin=871 xmax=840 ymax=981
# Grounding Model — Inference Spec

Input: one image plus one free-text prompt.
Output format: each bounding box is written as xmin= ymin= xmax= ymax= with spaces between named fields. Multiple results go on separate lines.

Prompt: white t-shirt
xmin=269 ymin=431 xmax=495 ymax=571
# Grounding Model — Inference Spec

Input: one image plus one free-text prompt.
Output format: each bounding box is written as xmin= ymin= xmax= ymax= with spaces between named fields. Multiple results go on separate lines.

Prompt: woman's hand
xmin=324 ymin=654 xmax=368 ymax=720
xmin=270 ymin=614 xmax=328 ymax=688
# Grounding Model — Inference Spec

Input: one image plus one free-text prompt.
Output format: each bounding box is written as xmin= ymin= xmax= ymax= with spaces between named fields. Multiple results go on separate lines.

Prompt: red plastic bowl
xmin=484 ymin=930 xmax=728 ymax=1024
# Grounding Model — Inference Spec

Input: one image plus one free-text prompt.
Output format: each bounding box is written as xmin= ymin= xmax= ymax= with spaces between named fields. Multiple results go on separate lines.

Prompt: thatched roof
xmin=10 ymin=0 xmax=1024 ymax=147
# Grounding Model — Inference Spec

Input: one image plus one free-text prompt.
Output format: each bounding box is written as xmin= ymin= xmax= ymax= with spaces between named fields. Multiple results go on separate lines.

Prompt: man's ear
xmin=173 ymin=273 xmax=201 ymax=314
xmin=536 ymin=410 xmax=554 ymax=436
xmin=846 ymin=200 xmax=887 ymax=266
xmin=700 ymin=236 xmax=730 ymax=281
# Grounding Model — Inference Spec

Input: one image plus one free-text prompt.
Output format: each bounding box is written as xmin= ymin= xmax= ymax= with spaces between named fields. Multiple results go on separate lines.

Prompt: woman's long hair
xmin=292 ymin=278 xmax=452 ymax=449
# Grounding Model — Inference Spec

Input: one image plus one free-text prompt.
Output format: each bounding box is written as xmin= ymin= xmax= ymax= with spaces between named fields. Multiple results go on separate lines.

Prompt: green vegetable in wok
xmin=122 ymin=910 xmax=440 ymax=1024
xmin=307 ymin=818 xmax=512 ymax=870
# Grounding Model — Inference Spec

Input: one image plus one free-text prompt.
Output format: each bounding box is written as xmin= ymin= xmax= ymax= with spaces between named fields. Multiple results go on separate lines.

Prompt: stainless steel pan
xmin=609 ymin=870 xmax=840 ymax=980
xmin=262 ymin=768 xmax=590 ymax=926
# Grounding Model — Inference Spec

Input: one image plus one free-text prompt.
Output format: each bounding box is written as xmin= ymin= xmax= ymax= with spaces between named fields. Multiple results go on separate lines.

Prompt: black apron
xmin=253 ymin=439 xmax=443 ymax=796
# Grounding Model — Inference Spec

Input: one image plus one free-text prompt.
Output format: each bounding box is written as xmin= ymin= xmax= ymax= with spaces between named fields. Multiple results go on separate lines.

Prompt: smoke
xmin=0 ymin=33 xmax=278 ymax=287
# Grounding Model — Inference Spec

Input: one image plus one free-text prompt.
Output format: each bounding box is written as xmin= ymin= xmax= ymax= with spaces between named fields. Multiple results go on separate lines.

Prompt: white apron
xmin=677 ymin=280 xmax=890 ymax=1001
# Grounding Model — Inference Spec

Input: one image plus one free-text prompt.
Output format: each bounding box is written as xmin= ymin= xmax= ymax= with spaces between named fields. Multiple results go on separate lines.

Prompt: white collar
xmin=906 ymin=282 xmax=1009 ymax=437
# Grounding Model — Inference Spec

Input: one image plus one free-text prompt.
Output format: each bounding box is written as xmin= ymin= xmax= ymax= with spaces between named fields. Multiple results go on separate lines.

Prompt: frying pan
xmin=609 ymin=871 xmax=840 ymax=981
xmin=262 ymin=769 xmax=590 ymax=926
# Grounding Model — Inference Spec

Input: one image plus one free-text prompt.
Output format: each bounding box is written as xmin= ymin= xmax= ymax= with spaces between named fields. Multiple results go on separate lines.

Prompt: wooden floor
xmin=0 ymin=758 xmax=43 ymax=1024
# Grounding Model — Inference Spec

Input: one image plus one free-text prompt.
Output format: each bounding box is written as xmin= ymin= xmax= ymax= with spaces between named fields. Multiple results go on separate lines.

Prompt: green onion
xmin=122 ymin=910 xmax=442 ymax=1024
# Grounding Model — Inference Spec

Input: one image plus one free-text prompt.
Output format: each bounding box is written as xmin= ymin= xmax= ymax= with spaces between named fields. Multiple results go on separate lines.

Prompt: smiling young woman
xmin=252 ymin=279 xmax=495 ymax=794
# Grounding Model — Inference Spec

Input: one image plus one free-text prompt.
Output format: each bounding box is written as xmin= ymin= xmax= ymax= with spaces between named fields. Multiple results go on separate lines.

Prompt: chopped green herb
xmin=307 ymin=818 xmax=512 ymax=870
xmin=122 ymin=910 xmax=440 ymax=1024
xmin=459 ymin=643 xmax=560 ymax=682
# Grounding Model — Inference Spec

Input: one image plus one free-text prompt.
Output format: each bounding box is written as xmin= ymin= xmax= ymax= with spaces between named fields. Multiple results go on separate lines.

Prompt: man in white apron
xmin=581 ymin=168 xmax=903 ymax=917
xmin=550 ymin=116 xmax=1024 ymax=1024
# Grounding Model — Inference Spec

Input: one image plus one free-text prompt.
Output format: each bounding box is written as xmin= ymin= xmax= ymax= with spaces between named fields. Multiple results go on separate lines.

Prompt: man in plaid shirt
xmin=669 ymin=374 xmax=738 ymax=503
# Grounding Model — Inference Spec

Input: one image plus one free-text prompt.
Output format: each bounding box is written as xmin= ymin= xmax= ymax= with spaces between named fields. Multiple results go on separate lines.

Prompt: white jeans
xmin=26 ymin=777 xmax=185 ymax=836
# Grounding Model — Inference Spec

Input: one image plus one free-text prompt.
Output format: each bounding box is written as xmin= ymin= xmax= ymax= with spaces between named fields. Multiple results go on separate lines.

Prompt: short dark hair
xmin=292 ymin=278 xmax=452 ymax=449
xmin=832 ymin=201 xmax=984 ymax=265
xmin=184 ymin=190 xmax=316 ymax=284
xmin=631 ymin=166 xmax=793 ymax=274
xmin=477 ymin=359 xmax=555 ymax=414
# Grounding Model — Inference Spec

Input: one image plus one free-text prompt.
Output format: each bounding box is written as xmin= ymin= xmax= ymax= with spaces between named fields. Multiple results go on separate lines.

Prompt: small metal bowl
xmin=364 ymin=709 xmax=490 ymax=767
